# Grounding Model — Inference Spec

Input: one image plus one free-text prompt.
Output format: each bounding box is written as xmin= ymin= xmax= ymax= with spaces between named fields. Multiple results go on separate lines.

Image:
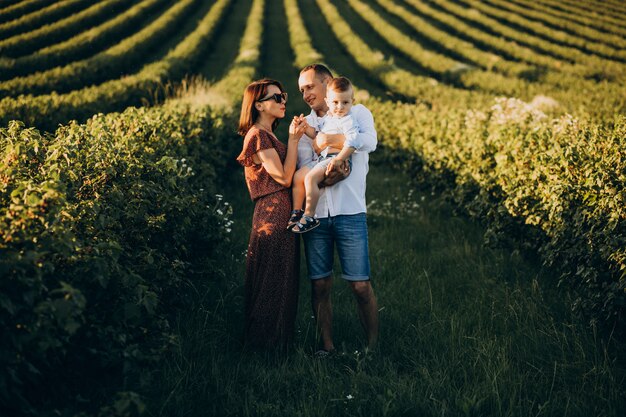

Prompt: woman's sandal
xmin=291 ymin=215 xmax=320 ymax=234
xmin=286 ymin=209 xmax=304 ymax=230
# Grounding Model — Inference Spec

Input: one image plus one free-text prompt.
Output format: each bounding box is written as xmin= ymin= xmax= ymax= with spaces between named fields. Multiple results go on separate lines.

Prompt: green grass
xmin=146 ymin=149 xmax=626 ymax=417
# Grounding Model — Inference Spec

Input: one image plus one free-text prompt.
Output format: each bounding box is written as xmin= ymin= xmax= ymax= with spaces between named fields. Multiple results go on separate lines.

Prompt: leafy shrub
xmin=0 ymin=104 xmax=237 ymax=416
xmin=369 ymin=97 xmax=626 ymax=326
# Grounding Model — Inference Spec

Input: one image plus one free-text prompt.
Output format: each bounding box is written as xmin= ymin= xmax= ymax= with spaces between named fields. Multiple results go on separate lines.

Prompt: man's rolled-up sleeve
xmin=346 ymin=104 xmax=377 ymax=153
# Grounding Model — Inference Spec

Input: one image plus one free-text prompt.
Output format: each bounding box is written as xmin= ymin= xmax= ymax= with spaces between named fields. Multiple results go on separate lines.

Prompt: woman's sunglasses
xmin=258 ymin=92 xmax=288 ymax=103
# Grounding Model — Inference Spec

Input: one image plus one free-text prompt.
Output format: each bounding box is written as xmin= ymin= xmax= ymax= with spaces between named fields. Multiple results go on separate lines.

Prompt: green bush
xmin=369 ymin=97 xmax=626 ymax=325
xmin=0 ymin=104 xmax=236 ymax=416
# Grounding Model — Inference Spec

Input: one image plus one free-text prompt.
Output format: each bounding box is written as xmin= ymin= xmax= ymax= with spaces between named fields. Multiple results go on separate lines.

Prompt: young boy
xmin=289 ymin=76 xmax=360 ymax=233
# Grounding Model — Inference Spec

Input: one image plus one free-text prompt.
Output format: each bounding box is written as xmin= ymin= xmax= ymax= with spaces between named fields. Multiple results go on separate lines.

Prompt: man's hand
xmin=326 ymin=157 xmax=348 ymax=176
xmin=320 ymin=158 xmax=350 ymax=187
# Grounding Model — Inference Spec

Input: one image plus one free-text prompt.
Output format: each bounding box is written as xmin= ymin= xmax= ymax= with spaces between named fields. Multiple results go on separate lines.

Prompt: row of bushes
xmin=367 ymin=97 xmax=625 ymax=325
xmin=0 ymin=0 xmax=234 ymax=132
xmin=0 ymin=103 xmax=238 ymax=416
xmin=0 ymin=0 xmax=92 ymax=39
xmin=460 ymin=0 xmax=626 ymax=61
xmin=428 ymin=0 xmax=626 ymax=82
xmin=375 ymin=0 xmax=537 ymax=79
xmin=0 ymin=0 xmax=168 ymax=80
xmin=0 ymin=0 xmax=55 ymax=25
xmin=513 ymin=0 xmax=626 ymax=36
xmin=0 ymin=0 xmax=199 ymax=97
xmin=313 ymin=0 xmax=492 ymax=109
xmin=0 ymin=0 xmax=133 ymax=58
xmin=349 ymin=0 xmax=539 ymax=96
xmin=384 ymin=0 xmax=624 ymax=93
xmin=483 ymin=0 xmax=626 ymax=51
xmin=547 ymin=0 xmax=626 ymax=25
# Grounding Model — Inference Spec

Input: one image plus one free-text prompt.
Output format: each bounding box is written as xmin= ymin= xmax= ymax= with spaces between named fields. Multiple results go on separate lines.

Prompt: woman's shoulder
xmin=238 ymin=127 xmax=277 ymax=166
xmin=245 ymin=126 xmax=277 ymax=142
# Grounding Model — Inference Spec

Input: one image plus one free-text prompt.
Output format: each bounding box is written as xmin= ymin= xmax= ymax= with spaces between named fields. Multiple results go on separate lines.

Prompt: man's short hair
xmin=327 ymin=76 xmax=353 ymax=93
xmin=300 ymin=63 xmax=333 ymax=81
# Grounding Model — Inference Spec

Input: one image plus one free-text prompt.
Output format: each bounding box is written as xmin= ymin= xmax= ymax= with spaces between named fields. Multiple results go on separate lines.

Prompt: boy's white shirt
xmin=296 ymin=103 xmax=377 ymax=218
xmin=318 ymin=111 xmax=359 ymax=158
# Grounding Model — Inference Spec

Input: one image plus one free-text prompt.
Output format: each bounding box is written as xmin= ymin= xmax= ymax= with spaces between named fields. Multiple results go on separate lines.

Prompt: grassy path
xmin=147 ymin=146 xmax=625 ymax=416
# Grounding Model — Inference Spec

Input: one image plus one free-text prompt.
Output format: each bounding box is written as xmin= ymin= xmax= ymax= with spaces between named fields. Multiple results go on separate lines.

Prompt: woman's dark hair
xmin=237 ymin=79 xmax=284 ymax=136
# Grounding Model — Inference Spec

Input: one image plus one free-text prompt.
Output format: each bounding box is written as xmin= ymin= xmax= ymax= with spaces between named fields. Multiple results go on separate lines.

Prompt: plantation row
xmin=0 ymin=0 xmax=199 ymax=96
xmin=286 ymin=0 xmax=626 ymax=324
xmin=0 ymin=0 xmax=94 ymax=40
xmin=0 ymin=1 xmax=57 ymax=25
xmin=0 ymin=0 xmax=168 ymax=80
xmin=555 ymin=0 xmax=626 ymax=25
xmin=402 ymin=0 xmax=620 ymax=82
xmin=0 ymin=0 xmax=233 ymax=132
xmin=0 ymin=0 xmax=134 ymax=58
xmin=0 ymin=0 xmax=624 ymax=121
xmin=346 ymin=0 xmax=622 ymax=108
xmin=494 ymin=0 xmax=626 ymax=40
xmin=476 ymin=0 xmax=626 ymax=52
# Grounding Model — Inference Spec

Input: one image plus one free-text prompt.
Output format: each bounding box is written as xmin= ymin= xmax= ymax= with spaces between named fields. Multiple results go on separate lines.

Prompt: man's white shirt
xmin=296 ymin=104 xmax=377 ymax=219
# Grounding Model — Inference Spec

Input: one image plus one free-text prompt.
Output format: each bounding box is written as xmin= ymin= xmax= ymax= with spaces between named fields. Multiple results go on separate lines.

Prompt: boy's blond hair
xmin=327 ymin=76 xmax=353 ymax=93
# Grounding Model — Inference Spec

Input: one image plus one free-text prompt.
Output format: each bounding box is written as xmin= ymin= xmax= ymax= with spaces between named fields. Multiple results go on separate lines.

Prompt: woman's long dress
xmin=236 ymin=127 xmax=299 ymax=349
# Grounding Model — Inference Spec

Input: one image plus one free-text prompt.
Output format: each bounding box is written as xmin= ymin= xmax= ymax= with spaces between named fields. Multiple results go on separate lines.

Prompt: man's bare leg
xmin=311 ymin=276 xmax=335 ymax=352
xmin=350 ymin=281 xmax=379 ymax=350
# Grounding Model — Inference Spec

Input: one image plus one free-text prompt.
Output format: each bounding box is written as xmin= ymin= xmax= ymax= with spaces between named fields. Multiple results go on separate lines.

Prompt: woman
xmin=236 ymin=79 xmax=304 ymax=350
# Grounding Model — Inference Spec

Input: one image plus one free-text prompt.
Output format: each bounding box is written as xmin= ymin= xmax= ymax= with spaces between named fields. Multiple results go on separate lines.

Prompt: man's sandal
xmin=286 ymin=209 xmax=304 ymax=230
xmin=291 ymin=215 xmax=320 ymax=234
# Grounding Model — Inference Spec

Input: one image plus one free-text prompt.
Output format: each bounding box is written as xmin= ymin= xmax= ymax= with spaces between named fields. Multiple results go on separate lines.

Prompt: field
xmin=1 ymin=0 xmax=625 ymax=416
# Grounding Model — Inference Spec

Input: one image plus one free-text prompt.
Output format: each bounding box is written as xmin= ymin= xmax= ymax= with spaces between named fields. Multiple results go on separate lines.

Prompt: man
xmin=296 ymin=64 xmax=379 ymax=355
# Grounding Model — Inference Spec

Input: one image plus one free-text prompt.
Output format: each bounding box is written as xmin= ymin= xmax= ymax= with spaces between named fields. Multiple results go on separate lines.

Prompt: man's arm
xmin=315 ymin=105 xmax=377 ymax=153
xmin=347 ymin=104 xmax=377 ymax=153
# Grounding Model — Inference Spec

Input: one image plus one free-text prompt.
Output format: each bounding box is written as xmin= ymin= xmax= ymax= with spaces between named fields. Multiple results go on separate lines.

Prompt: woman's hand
xmin=289 ymin=115 xmax=306 ymax=139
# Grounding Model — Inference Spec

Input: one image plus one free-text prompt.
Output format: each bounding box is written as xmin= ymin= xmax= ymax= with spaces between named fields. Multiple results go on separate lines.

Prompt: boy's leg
xmin=303 ymin=165 xmax=327 ymax=219
xmin=292 ymin=167 xmax=309 ymax=211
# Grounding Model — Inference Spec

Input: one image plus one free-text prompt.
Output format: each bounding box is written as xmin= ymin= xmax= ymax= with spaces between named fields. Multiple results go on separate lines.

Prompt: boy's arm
xmin=316 ymin=105 xmax=376 ymax=152
xmin=334 ymin=144 xmax=355 ymax=162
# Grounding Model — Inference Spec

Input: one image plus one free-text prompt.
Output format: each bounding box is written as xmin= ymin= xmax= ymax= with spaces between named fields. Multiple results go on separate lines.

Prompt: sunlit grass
xmin=147 ymin=149 xmax=625 ymax=417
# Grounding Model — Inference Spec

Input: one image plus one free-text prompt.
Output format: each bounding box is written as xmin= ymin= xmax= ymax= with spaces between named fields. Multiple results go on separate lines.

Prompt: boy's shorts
xmin=310 ymin=153 xmax=352 ymax=173
xmin=302 ymin=213 xmax=370 ymax=281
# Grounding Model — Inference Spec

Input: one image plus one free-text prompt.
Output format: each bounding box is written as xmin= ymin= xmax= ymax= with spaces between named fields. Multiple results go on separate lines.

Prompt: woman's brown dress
xmin=236 ymin=127 xmax=299 ymax=349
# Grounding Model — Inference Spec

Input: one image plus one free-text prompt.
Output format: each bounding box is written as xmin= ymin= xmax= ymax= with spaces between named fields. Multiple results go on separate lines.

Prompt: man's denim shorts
xmin=302 ymin=213 xmax=370 ymax=281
